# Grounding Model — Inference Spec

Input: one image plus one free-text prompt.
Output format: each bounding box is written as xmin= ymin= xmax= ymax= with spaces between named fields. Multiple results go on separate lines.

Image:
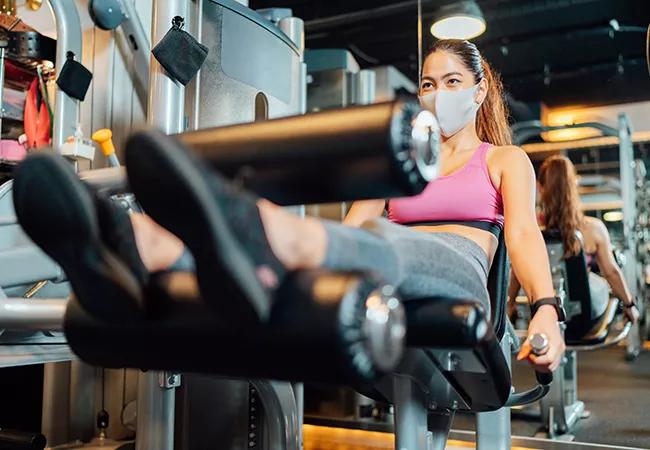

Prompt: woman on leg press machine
xmin=13 ymin=39 xmax=565 ymax=376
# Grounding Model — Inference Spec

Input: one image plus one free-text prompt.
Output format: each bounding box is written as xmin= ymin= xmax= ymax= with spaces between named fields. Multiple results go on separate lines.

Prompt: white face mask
xmin=418 ymin=84 xmax=481 ymax=137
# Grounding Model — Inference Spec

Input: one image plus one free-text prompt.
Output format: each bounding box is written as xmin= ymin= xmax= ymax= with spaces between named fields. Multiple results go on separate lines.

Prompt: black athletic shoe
xmin=12 ymin=153 xmax=144 ymax=321
xmin=125 ymin=130 xmax=273 ymax=324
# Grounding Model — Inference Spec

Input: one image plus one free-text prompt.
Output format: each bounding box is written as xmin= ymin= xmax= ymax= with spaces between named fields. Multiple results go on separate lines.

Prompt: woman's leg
xmin=317 ymin=218 xmax=490 ymax=308
xmin=129 ymin=213 xmax=185 ymax=272
xmin=257 ymin=199 xmax=490 ymax=305
xmin=256 ymin=199 xmax=327 ymax=270
xmin=128 ymin=198 xmax=327 ymax=273
xmin=126 ymin=196 xmax=489 ymax=309
xmin=259 ymin=206 xmax=490 ymax=306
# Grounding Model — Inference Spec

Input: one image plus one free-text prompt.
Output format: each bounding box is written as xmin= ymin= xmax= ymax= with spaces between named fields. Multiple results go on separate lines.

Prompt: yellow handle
xmin=91 ymin=128 xmax=116 ymax=157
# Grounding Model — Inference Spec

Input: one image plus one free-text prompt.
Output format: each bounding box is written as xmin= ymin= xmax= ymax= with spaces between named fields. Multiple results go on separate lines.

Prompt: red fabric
xmin=24 ymin=78 xmax=51 ymax=149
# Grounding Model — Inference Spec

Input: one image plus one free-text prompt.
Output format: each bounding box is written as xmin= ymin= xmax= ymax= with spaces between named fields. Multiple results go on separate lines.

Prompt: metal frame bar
xmin=539 ymin=349 xmax=586 ymax=438
xmin=617 ymin=113 xmax=643 ymax=359
xmin=292 ymin=382 xmax=304 ymax=450
xmin=0 ymin=298 xmax=66 ymax=330
xmin=476 ymin=332 xmax=512 ymax=450
xmin=0 ymin=298 xmax=90 ymax=445
xmin=512 ymin=120 xmax=619 ymax=146
xmin=147 ymin=0 xmax=186 ymax=132
xmin=119 ymin=0 xmax=151 ymax=110
xmin=134 ymin=1 xmax=189 ymax=449
xmin=393 ymin=374 xmax=436 ymax=450
xmin=48 ymin=0 xmax=82 ymax=150
xmin=135 ymin=371 xmax=177 ymax=450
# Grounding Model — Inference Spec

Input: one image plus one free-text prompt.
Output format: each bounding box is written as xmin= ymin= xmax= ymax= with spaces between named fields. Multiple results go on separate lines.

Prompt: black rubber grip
xmin=535 ymin=370 xmax=553 ymax=386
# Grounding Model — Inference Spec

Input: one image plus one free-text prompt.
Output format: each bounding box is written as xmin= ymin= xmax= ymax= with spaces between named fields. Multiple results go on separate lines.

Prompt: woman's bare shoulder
xmin=582 ymin=215 xmax=604 ymax=228
xmin=581 ymin=216 xmax=608 ymax=239
xmin=487 ymin=145 xmax=532 ymax=173
xmin=489 ymin=144 xmax=525 ymax=156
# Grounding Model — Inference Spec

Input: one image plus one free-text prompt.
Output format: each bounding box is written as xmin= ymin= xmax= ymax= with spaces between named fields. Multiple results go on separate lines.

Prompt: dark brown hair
xmin=538 ymin=155 xmax=584 ymax=257
xmin=424 ymin=39 xmax=511 ymax=146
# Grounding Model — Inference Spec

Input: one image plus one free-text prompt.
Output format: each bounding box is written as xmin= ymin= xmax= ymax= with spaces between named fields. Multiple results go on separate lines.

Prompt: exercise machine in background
xmin=508 ymin=119 xmax=646 ymax=439
xmin=514 ymin=117 xmax=650 ymax=360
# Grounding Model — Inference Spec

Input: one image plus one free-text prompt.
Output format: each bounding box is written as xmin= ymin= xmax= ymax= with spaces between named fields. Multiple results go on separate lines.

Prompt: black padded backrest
xmin=542 ymin=229 xmax=594 ymax=339
xmin=487 ymin=231 xmax=509 ymax=340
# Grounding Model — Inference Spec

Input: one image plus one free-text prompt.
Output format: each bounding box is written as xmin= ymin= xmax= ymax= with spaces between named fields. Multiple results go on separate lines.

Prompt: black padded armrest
xmin=64 ymin=270 xmax=405 ymax=385
xmin=390 ymin=297 xmax=511 ymax=412
xmin=488 ymin=230 xmax=509 ymax=340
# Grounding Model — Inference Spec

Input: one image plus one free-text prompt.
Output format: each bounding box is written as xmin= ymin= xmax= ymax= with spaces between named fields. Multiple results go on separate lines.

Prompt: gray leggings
xmin=322 ymin=218 xmax=491 ymax=312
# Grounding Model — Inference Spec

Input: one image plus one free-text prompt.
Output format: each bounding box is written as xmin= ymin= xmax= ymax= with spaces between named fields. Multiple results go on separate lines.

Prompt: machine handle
xmin=505 ymin=333 xmax=553 ymax=407
xmin=92 ymin=128 xmax=121 ymax=167
xmin=505 ymin=384 xmax=551 ymax=407
xmin=535 ymin=370 xmax=553 ymax=386
xmin=530 ymin=333 xmax=554 ymax=386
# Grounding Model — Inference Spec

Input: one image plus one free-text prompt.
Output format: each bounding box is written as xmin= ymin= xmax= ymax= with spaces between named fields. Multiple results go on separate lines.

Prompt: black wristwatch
xmin=624 ymin=300 xmax=637 ymax=309
xmin=531 ymin=296 xmax=566 ymax=322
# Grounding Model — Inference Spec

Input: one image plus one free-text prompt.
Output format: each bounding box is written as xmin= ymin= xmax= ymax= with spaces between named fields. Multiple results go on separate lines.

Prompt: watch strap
xmin=531 ymin=296 xmax=566 ymax=321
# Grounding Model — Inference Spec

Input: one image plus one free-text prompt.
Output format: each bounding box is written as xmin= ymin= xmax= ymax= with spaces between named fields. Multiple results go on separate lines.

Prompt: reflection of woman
xmin=509 ymin=155 xmax=639 ymax=324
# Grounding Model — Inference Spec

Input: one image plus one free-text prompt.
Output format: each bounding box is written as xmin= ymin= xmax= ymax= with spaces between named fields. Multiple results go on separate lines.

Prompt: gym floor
xmin=447 ymin=346 xmax=650 ymax=449
xmin=306 ymin=346 xmax=650 ymax=450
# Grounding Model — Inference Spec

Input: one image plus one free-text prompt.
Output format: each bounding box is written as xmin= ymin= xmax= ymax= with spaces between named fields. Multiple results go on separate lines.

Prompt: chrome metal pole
xmin=0 ymin=298 xmax=66 ymax=330
xmin=135 ymin=1 xmax=189 ymax=449
xmin=147 ymin=0 xmax=186 ymax=132
xmin=48 ymin=0 xmax=82 ymax=150
xmin=619 ymin=113 xmax=641 ymax=358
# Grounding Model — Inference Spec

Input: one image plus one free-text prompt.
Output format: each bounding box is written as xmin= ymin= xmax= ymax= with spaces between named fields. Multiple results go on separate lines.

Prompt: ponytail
xmin=477 ymin=60 xmax=511 ymax=146
xmin=539 ymin=156 xmax=584 ymax=258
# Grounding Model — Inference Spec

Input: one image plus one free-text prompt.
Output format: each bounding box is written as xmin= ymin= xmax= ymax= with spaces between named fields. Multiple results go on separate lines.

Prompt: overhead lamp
xmin=603 ymin=211 xmax=624 ymax=222
xmin=430 ymin=1 xmax=486 ymax=40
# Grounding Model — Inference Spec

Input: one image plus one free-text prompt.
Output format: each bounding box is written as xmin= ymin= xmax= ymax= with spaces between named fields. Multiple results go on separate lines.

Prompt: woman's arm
xmin=591 ymin=219 xmax=640 ymax=323
xmin=343 ymin=200 xmax=386 ymax=227
xmin=507 ymin=269 xmax=523 ymax=319
xmin=593 ymin=219 xmax=632 ymax=302
xmin=498 ymin=147 xmax=565 ymax=372
xmin=507 ymin=268 xmax=522 ymax=302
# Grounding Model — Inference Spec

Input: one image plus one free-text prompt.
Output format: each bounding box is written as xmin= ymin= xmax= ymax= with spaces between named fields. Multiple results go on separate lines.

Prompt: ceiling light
xmin=603 ymin=211 xmax=624 ymax=222
xmin=431 ymin=1 xmax=486 ymax=40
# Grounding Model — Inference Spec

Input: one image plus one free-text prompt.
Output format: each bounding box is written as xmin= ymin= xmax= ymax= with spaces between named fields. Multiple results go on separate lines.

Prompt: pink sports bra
xmin=388 ymin=142 xmax=504 ymax=232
